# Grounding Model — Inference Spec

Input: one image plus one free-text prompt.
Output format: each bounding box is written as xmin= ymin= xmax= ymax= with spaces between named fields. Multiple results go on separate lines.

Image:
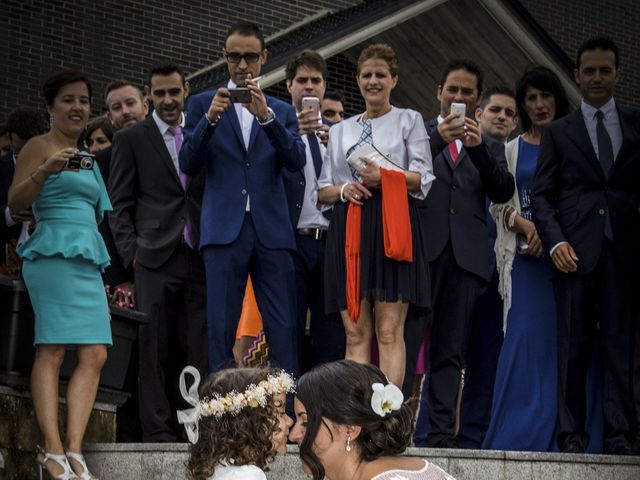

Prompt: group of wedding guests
xmin=3 ymin=16 xmax=639 ymax=478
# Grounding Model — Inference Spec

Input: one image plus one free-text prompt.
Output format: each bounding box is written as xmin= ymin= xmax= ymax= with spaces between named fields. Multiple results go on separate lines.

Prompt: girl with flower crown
xmin=290 ymin=360 xmax=455 ymax=480
xmin=177 ymin=366 xmax=295 ymax=480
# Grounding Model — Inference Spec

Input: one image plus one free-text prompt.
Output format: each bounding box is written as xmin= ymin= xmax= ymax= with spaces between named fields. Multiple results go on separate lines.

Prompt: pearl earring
xmin=346 ymin=435 xmax=352 ymax=452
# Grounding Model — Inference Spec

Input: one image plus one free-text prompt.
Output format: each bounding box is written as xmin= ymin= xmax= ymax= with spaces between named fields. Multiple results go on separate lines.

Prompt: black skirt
xmin=324 ymin=189 xmax=431 ymax=314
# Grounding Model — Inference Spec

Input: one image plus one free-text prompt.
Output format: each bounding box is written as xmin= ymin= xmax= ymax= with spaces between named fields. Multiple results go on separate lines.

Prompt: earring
xmin=49 ymin=115 xmax=54 ymax=126
xmin=346 ymin=435 xmax=352 ymax=452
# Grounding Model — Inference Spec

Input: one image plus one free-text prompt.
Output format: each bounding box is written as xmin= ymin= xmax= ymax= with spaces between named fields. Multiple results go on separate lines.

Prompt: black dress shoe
xmin=608 ymin=443 xmax=633 ymax=455
xmin=561 ymin=441 xmax=585 ymax=454
xmin=434 ymin=437 xmax=457 ymax=449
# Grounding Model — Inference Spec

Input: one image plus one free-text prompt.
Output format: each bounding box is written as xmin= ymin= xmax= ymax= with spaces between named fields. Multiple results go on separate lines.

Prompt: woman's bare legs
xmin=341 ymin=299 xmax=373 ymax=364
xmin=375 ymin=301 xmax=409 ymax=387
xmin=65 ymin=344 xmax=107 ymax=478
xmin=31 ymin=344 xmax=67 ymax=477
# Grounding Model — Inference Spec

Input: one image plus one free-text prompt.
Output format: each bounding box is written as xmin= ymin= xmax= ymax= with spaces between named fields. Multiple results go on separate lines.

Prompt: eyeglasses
xmin=323 ymin=110 xmax=345 ymax=118
xmin=224 ymin=52 xmax=261 ymax=64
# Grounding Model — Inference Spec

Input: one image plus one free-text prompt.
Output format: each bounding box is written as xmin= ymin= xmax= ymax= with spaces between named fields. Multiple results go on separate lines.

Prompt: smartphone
xmin=301 ymin=96 xmax=321 ymax=122
xmin=450 ymin=102 xmax=466 ymax=126
xmin=228 ymin=87 xmax=252 ymax=103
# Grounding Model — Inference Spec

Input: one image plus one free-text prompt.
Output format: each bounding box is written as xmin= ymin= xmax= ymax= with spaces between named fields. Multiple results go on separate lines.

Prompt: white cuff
xmin=550 ymin=241 xmax=568 ymax=256
xmin=5 ymin=206 xmax=16 ymax=227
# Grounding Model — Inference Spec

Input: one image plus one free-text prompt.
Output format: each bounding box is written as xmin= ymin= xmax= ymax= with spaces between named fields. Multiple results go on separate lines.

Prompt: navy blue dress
xmin=483 ymin=138 xmax=603 ymax=452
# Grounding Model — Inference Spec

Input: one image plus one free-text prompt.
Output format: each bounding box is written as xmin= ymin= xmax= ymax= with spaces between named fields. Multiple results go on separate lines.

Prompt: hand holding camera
xmin=40 ymin=147 xmax=78 ymax=174
xmin=67 ymin=151 xmax=95 ymax=170
xmin=208 ymin=88 xmax=233 ymax=123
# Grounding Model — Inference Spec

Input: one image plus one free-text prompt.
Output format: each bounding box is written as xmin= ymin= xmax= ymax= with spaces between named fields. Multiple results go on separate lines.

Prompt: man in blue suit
xmin=180 ymin=22 xmax=305 ymax=375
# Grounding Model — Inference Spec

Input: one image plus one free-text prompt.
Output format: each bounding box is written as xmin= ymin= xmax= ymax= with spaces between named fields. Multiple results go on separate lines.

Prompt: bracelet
xmin=339 ymin=183 xmax=349 ymax=203
xmin=507 ymin=209 xmax=518 ymax=229
xmin=30 ymin=170 xmax=44 ymax=186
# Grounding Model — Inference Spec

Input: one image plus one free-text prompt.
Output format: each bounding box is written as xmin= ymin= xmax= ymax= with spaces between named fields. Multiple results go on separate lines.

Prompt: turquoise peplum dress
xmin=18 ymin=164 xmax=113 ymax=345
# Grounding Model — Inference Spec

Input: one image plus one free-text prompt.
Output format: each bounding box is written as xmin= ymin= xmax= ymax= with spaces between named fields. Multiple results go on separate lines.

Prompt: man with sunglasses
xmin=180 ymin=22 xmax=305 ymax=376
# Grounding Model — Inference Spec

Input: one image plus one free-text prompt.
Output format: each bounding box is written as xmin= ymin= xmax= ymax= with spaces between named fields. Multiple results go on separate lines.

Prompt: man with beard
xmin=109 ymin=61 xmax=207 ymax=442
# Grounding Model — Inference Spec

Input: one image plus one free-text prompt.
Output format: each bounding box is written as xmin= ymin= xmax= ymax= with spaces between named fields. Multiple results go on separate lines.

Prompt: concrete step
xmin=82 ymin=444 xmax=640 ymax=480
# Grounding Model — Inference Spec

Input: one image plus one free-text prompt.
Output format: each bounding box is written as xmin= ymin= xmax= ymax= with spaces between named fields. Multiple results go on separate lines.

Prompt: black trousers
xmin=135 ymin=243 xmax=208 ymax=442
xmin=292 ymin=233 xmax=345 ymax=373
xmin=554 ymin=239 xmax=636 ymax=452
xmin=425 ymin=242 xmax=485 ymax=446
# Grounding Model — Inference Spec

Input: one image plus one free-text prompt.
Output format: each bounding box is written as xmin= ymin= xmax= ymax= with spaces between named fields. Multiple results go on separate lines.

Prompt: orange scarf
xmin=345 ymin=169 xmax=413 ymax=323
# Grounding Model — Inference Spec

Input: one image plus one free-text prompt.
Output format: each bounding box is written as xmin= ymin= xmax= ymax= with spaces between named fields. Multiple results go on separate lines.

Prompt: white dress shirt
xmin=151 ymin=110 xmax=185 ymax=174
xmin=580 ymin=97 xmax=622 ymax=161
xmin=297 ymin=134 xmax=330 ymax=230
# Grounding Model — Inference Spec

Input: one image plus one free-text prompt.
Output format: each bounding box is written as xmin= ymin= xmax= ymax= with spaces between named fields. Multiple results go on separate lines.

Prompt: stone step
xmin=82 ymin=444 xmax=640 ymax=480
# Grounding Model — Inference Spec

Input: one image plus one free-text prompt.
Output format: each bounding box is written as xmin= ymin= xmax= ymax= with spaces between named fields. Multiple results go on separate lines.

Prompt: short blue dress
xmin=18 ymin=163 xmax=113 ymax=345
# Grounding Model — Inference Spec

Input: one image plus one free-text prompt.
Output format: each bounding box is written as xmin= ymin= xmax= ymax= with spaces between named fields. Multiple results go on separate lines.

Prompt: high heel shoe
xmin=35 ymin=445 xmax=78 ymax=479
xmin=65 ymin=451 xmax=98 ymax=480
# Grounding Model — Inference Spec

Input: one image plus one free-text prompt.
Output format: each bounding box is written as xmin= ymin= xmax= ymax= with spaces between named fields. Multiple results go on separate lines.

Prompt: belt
xmin=297 ymin=228 xmax=327 ymax=240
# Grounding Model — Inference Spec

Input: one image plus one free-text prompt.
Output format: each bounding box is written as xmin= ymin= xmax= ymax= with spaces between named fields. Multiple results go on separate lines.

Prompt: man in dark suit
xmin=413 ymin=60 xmax=515 ymax=447
xmin=96 ymin=79 xmax=149 ymax=302
xmin=1 ymin=108 xmax=48 ymax=263
xmin=109 ymin=62 xmax=207 ymax=442
xmin=282 ymin=50 xmax=345 ymax=373
xmin=532 ymin=37 xmax=640 ymax=454
xmin=180 ymin=22 xmax=305 ymax=376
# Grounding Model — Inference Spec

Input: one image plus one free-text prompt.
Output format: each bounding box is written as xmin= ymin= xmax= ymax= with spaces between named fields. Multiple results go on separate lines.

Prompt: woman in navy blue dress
xmin=483 ymin=66 xmax=602 ymax=452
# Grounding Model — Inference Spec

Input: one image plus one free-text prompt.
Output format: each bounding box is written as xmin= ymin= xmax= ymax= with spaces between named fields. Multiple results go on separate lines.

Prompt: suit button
xmin=296 ymin=203 xmax=301 ymax=209
xmin=598 ymin=208 xmax=605 ymax=215
xmin=246 ymin=162 xmax=250 ymax=167
xmin=241 ymin=189 xmax=247 ymax=195
xmin=450 ymin=208 xmax=455 ymax=214
xmin=451 ymin=184 xmax=457 ymax=190
xmin=300 ymin=181 xmax=305 ymax=186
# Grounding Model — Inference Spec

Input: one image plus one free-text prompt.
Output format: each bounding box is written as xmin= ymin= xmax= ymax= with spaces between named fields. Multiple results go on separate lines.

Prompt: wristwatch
xmin=257 ymin=107 xmax=275 ymax=125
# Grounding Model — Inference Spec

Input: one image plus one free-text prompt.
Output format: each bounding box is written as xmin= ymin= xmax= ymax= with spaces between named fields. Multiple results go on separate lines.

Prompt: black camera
xmin=68 ymin=151 xmax=95 ymax=170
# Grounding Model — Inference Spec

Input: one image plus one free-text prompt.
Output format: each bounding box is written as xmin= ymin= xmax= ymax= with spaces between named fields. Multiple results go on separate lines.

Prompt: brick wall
xmin=0 ymin=0 xmax=360 ymax=121
xmin=519 ymin=0 xmax=640 ymax=107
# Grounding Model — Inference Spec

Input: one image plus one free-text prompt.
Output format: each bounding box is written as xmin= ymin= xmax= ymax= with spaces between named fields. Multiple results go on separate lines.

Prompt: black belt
xmin=297 ymin=228 xmax=327 ymax=240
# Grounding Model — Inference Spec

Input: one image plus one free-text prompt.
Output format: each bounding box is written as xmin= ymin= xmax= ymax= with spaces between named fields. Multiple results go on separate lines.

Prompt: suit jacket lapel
xmin=564 ymin=110 xmax=605 ymax=181
xmin=226 ymin=105 xmax=247 ymax=153
xmin=611 ymin=105 xmax=637 ymax=176
xmin=144 ymin=117 xmax=182 ymax=186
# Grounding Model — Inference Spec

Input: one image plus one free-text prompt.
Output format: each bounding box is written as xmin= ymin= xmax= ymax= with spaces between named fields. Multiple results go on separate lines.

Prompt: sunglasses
xmin=224 ymin=52 xmax=261 ymax=64
xmin=323 ymin=109 xmax=345 ymax=118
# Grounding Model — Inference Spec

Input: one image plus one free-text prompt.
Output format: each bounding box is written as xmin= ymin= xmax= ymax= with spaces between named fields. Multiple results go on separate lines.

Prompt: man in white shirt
xmin=532 ymin=36 xmax=640 ymax=455
xmin=109 ymin=61 xmax=207 ymax=442
xmin=282 ymin=51 xmax=345 ymax=373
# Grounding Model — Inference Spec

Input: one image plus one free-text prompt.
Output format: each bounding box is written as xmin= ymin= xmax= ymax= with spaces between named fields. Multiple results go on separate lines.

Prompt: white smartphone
xmin=450 ymin=102 xmax=466 ymax=126
xmin=302 ymin=96 xmax=321 ymax=122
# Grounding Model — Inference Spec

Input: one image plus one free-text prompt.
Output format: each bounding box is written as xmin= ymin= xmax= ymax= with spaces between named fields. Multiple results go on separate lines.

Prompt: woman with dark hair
xmin=9 ymin=70 xmax=111 ymax=479
xmin=483 ymin=66 xmax=600 ymax=451
xmin=177 ymin=366 xmax=294 ymax=480
xmin=290 ymin=360 xmax=455 ymax=480
xmin=318 ymin=44 xmax=434 ymax=387
xmin=85 ymin=116 xmax=114 ymax=154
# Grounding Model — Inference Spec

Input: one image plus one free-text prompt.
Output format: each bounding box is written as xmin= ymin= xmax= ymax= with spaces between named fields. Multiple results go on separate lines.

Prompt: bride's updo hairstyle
xmin=297 ymin=360 xmax=413 ymax=480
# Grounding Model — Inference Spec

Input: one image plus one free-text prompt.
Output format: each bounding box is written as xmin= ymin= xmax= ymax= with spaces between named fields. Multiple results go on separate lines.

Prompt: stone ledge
xmin=80 ymin=444 xmax=640 ymax=480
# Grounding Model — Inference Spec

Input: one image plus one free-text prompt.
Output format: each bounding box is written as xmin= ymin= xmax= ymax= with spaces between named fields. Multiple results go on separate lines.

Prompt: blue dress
xmin=18 ymin=164 xmax=113 ymax=345
xmin=482 ymin=138 xmax=603 ymax=452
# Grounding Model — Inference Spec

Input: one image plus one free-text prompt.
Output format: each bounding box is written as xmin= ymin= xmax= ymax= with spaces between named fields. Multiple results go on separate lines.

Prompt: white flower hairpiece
xmin=177 ymin=366 xmax=295 ymax=443
xmin=371 ymin=382 xmax=403 ymax=417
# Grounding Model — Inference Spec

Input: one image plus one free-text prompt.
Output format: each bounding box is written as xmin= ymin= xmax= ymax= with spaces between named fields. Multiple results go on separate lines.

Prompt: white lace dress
xmin=371 ymin=460 xmax=456 ymax=480
xmin=207 ymin=464 xmax=267 ymax=480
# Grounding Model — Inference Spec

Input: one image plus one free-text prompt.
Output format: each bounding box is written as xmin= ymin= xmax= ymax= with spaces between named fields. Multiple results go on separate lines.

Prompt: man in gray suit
xmin=109 ymin=61 xmax=207 ymax=442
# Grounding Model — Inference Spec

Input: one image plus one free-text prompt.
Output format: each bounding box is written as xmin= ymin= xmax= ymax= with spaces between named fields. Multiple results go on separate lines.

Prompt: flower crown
xmin=177 ymin=366 xmax=295 ymax=444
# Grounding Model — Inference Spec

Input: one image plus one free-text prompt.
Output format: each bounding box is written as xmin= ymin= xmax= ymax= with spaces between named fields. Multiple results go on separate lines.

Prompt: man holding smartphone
xmin=411 ymin=59 xmax=515 ymax=448
xmin=282 ymin=50 xmax=345 ymax=374
xmin=180 ymin=22 xmax=305 ymax=376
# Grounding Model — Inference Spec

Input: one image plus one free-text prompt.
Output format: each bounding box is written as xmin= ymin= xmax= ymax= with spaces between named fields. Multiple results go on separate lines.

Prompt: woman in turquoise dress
xmin=9 ymin=70 xmax=111 ymax=480
xmin=484 ymin=66 xmax=602 ymax=452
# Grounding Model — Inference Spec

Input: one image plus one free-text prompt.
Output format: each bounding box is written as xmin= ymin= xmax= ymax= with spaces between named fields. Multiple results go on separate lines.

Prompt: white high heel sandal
xmin=35 ymin=445 xmax=78 ymax=480
xmin=65 ymin=451 xmax=99 ymax=480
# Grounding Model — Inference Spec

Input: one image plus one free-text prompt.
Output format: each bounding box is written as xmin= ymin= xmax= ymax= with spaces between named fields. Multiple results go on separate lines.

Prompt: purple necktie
xmin=169 ymin=126 xmax=194 ymax=248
